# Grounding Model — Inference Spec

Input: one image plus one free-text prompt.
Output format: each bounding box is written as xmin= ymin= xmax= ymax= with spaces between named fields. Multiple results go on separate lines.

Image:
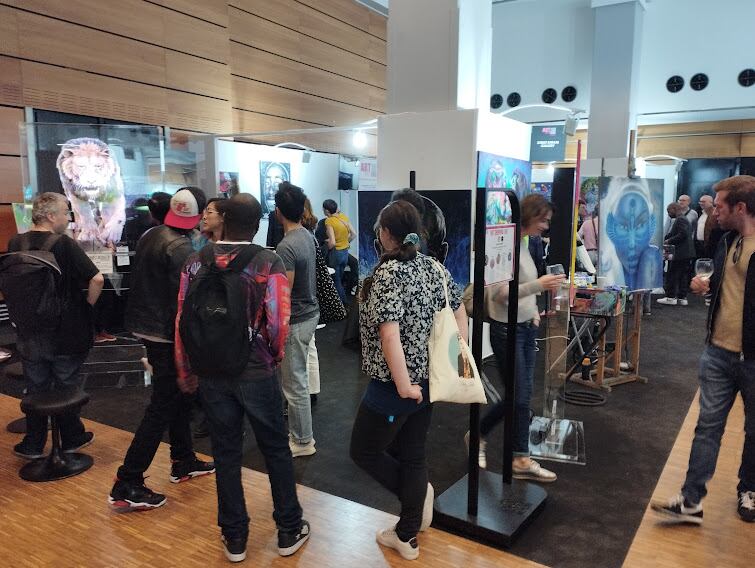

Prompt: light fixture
xmin=546 ymin=162 xmax=555 ymax=175
xmin=637 ymin=154 xmax=687 ymax=162
xmin=352 ymin=130 xmax=368 ymax=149
xmin=273 ymin=142 xmax=314 ymax=151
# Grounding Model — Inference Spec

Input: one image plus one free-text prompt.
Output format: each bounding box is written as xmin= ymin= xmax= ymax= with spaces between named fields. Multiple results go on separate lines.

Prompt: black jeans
xmin=117 ymin=341 xmax=195 ymax=482
xmin=665 ymin=258 xmax=690 ymax=300
xmin=350 ymin=402 xmax=433 ymax=541
xmin=18 ymin=332 xmax=87 ymax=448
xmin=200 ymin=370 xmax=302 ymax=541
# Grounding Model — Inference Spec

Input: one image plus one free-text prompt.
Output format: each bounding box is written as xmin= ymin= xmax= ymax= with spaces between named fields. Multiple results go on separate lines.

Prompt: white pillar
xmin=386 ymin=0 xmax=492 ymax=114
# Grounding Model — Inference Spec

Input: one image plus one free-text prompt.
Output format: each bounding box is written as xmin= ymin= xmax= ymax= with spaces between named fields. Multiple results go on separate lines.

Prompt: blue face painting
xmin=606 ymin=191 xmax=656 ymax=288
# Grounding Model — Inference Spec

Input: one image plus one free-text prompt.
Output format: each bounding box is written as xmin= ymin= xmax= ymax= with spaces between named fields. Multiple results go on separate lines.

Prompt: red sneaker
xmin=95 ymin=331 xmax=117 ymax=343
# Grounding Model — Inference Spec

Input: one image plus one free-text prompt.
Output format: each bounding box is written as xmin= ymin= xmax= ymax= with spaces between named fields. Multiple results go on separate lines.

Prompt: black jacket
xmin=706 ymin=231 xmax=755 ymax=360
xmin=125 ymin=225 xmax=195 ymax=341
xmin=665 ymin=216 xmax=694 ymax=260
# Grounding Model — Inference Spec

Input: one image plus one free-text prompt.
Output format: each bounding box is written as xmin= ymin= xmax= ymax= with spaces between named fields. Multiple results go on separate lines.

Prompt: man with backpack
xmin=108 ymin=187 xmax=214 ymax=512
xmin=1 ymin=192 xmax=104 ymax=459
xmin=175 ymin=194 xmax=310 ymax=563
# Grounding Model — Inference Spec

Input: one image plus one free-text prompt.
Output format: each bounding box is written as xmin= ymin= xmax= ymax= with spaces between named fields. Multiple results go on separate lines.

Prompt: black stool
xmin=19 ymin=388 xmax=93 ymax=482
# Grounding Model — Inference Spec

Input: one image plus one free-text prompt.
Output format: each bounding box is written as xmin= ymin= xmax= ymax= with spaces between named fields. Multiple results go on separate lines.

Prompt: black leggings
xmin=350 ymin=402 xmax=432 ymax=541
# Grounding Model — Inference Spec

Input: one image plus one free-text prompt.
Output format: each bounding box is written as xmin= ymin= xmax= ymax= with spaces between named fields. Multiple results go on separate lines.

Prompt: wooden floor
xmin=0 ymin=394 xmax=544 ymax=568
xmin=624 ymin=394 xmax=752 ymax=568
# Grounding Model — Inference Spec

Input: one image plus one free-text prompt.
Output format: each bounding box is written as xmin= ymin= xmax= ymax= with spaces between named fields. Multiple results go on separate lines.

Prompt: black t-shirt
xmin=8 ymin=231 xmax=100 ymax=353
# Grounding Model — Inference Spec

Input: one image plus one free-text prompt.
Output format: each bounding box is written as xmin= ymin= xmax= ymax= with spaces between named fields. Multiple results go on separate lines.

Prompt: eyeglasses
xmin=733 ymin=236 xmax=744 ymax=264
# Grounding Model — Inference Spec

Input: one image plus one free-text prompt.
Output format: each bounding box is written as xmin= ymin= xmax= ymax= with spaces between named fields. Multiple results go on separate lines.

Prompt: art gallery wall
xmin=215 ymin=140 xmax=357 ymax=254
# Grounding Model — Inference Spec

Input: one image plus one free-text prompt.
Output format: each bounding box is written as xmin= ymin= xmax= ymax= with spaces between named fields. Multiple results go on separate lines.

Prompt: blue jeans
xmin=480 ymin=321 xmax=538 ymax=456
xmin=18 ymin=332 xmax=88 ymax=448
xmin=200 ymin=370 xmax=302 ymax=541
xmin=332 ymin=248 xmax=349 ymax=302
xmin=682 ymin=345 xmax=755 ymax=504
xmin=280 ymin=315 xmax=318 ymax=444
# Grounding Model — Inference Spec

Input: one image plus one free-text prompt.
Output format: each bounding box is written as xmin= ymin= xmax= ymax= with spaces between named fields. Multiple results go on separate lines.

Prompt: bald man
xmin=694 ymin=195 xmax=714 ymax=258
xmin=678 ymin=194 xmax=699 ymax=229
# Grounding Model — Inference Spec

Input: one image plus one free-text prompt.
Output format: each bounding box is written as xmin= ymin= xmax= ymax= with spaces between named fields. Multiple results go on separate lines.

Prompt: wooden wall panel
xmin=230 ymin=42 xmax=384 ymax=112
xmin=0 ymin=156 xmax=23 ymax=203
xmin=232 ymin=77 xmax=377 ymax=127
xmin=148 ymin=0 xmax=229 ymax=26
xmin=0 ymin=57 xmax=23 ymax=106
xmin=232 ymin=108 xmax=321 ymax=133
xmin=296 ymin=0 xmax=387 ymax=39
xmin=0 ymin=106 xmax=23 ymax=156
xmin=0 ymin=5 xmax=19 ymax=56
xmin=637 ymin=135 xmax=743 ymax=159
xmin=229 ymin=7 xmax=385 ymax=88
xmin=164 ymin=52 xmax=230 ymax=100
xmin=0 ymin=205 xmax=16 ymax=250
xmin=741 ymin=134 xmax=755 ymax=157
xmin=231 ymin=0 xmax=386 ymax=64
xmin=4 ymin=0 xmax=228 ymax=63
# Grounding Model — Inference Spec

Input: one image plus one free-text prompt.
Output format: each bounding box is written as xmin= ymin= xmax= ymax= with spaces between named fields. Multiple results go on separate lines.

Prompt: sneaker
xmin=94 ymin=331 xmax=117 ymax=343
xmin=289 ymin=438 xmax=316 ymax=457
xmin=13 ymin=439 xmax=46 ymax=460
xmin=63 ymin=431 xmax=95 ymax=453
xmin=656 ymin=297 xmax=678 ymax=306
xmin=463 ymin=431 xmax=487 ymax=469
xmin=738 ymin=491 xmax=755 ymax=522
xmin=278 ymin=520 xmax=311 ymax=556
xmin=650 ymin=493 xmax=703 ymax=525
xmin=221 ymin=535 xmax=247 ymax=563
xmin=108 ymin=479 xmax=167 ymax=512
xmin=376 ymin=526 xmax=419 ymax=561
xmin=678 ymin=298 xmax=689 ymax=306
xmin=170 ymin=458 xmax=215 ymax=483
xmin=420 ymin=483 xmax=433 ymax=531
xmin=512 ymin=459 xmax=557 ymax=483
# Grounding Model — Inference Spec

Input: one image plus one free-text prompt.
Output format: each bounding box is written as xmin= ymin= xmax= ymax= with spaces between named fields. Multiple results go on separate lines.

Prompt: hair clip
xmin=403 ymin=232 xmax=420 ymax=246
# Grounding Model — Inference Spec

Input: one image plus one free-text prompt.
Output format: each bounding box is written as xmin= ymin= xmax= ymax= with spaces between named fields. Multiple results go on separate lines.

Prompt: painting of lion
xmin=56 ymin=137 xmax=126 ymax=247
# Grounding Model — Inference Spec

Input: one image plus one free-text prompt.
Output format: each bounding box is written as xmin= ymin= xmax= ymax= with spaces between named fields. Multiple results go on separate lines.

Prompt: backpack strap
xmin=198 ymin=243 xmax=217 ymax=268
xmin=227 ymin=244 xmax=263 ymax=273
xmin=18 ymin=232 xmax=62 ymax=252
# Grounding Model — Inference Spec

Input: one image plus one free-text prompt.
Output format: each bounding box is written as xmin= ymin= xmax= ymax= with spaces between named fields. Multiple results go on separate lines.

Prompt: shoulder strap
xmin=429 ymin=258 xmax=451 ymax=309
xmin=40 ymin=233 xmax=63 ymax=252
xmin=199 ymin=243 xmax=216 ymax=268
xmin=228 ymin=244 xmax=263 ymax=273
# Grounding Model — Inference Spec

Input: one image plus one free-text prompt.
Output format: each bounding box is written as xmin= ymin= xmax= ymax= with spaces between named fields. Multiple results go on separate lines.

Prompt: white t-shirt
xmin=696 ymin=212 xmax=707 ymax=242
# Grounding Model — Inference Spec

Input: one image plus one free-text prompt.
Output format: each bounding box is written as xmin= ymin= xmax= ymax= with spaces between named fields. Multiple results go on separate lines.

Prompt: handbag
xmin=428 ymin=260 xmax=487 ymax=404
xmin=313 ymin=237 xmax=347 ymax=324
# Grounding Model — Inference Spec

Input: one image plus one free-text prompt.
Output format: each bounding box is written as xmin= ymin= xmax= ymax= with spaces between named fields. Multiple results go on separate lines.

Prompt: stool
xmin=19 ymin=388 xmax=93 ymax=482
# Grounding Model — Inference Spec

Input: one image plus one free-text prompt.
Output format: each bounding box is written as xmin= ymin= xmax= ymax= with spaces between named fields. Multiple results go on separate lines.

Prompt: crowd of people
xmin=2 ymin=174 xmax=753 ymax=565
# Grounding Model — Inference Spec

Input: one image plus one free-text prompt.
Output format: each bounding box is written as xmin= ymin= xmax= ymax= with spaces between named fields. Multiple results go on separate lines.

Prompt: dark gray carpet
xmin=0 ymin=296 xmax=708 ymax=568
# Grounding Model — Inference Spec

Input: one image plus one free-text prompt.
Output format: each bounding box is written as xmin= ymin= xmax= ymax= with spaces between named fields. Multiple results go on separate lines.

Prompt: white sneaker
xmin=464 ymin=431 xmax=487 ymax=469
xmin=420 ymin=483 xmax=433 ymax=531
xmin=376 ymin=527 xmax=419 ymax=560
xmin=651 ymin=493 xmax=703 ymax=524
xmin=289 ymin=438 xmax=316 ymax=457
xmin=678 ymin=298 xmax=689 ymax=306
xmin=656 ymin=297 xmax=678 ymax=305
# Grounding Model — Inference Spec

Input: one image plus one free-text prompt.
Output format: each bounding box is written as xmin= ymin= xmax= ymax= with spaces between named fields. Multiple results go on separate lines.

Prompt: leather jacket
xmin=706 ymin=231 xmax=755 ymax=360
xmin=125 ymin=225 xmax=196 ymax=341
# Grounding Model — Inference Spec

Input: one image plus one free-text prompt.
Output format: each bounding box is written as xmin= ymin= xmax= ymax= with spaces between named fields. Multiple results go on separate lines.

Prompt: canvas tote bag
xmin=428 ymin=260 xmax=487 ymax=404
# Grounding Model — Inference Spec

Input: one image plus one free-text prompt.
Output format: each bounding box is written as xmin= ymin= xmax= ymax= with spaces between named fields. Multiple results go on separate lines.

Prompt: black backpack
xmin=0 ymin=233 xmax=64 ymax=334
xmin=179 ymin=244 xmax=262 ymax=378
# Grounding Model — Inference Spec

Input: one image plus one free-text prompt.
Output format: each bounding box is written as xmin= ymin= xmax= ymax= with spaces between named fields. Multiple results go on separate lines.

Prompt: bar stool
xmin=19 ymin=387 xmax=93 ymax=482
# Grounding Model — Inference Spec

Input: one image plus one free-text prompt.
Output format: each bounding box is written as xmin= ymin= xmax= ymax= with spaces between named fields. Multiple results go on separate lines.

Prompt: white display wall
xmin=215 ymin=139 xmax=359 ymax=254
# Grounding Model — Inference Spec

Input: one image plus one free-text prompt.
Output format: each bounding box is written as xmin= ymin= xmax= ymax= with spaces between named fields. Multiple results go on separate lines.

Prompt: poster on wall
xmin=358 ymin=190 xmax=471 ymax=285
xmin=12 ymin=203 xmax=32 ymax=234
xmin=530 ymin=182 xmax=553 ymax=202
xmin=599 ymin=177 xmax=664 ymax=290
xmin=476 ymin=151 xmax=532 ymax=197
xmin=259 ymin=161 xmax=290 ymax=218
xmin=530 ymin=125 xmax=566 ymax=163
xmin=218 ymin=171 xmax=239 ymax=198
xmin=359 ymin=158 xmax=378 ymax=190
xmin=56 ymin=137 xmax=126 ymax=247
xmin=579 ymin=177 xmax=600 ymax=217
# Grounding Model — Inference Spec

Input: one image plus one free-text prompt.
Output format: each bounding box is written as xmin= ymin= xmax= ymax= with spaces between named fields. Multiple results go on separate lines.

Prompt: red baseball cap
xmin=164 ymin=187 xmax=204 ymax=229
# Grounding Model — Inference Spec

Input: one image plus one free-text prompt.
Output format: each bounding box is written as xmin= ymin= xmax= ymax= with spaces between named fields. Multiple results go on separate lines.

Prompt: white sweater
xmin=488 ymin=239 xmax=544 ymax=323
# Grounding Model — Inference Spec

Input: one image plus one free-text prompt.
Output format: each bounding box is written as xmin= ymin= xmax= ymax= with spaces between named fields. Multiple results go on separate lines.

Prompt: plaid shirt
xmin=174 ymin=243 xmax=290 ymax=391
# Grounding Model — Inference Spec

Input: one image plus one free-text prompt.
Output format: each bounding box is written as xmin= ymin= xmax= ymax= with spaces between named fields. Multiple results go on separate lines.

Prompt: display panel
xmin=476 ymin=151 xmax=532 ymax=197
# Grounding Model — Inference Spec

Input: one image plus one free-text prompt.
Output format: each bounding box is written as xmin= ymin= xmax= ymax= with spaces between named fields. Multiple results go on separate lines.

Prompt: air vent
xmin=739 ymin=69 xmax=755 ymax=87
xmin=666 ymin=75 xmax=684 ymax=93
xmin=541 ymin=88 xmax=557 ymax=104
xmin=490 ymin=93 xmax=503 ymax=109
xmin=561 ymin=85 xmax=577 ymax=102
xmin=690 ymin=73 xmax=709 ymax=91
xmin=506 ymin=92 xmax=521 ymax=108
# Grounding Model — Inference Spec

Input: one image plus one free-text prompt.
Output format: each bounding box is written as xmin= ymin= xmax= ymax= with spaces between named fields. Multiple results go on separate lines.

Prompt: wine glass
xmin=695 ymin=258 xmax=714 ymax=281
xmin=547 ymin=264 xmax=567 ymax=301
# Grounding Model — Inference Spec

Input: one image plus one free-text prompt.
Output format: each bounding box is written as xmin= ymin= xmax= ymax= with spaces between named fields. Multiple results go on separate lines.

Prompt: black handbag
xmin=313 ymin=238 xmax=347 ymax=323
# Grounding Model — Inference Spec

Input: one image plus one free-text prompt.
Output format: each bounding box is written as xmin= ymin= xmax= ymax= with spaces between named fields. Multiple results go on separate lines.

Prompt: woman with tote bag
xmin=350 ymin=200 xmax=466 ymax=560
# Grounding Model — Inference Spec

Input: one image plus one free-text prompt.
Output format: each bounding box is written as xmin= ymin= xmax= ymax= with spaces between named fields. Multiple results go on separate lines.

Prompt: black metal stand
xmin=433 ymin=188 xmax=546 ymax=547
xmin=19 ymin=416 xmax=93 ymax=482
xmin=7 ymin=417 xmax=27 ymax=433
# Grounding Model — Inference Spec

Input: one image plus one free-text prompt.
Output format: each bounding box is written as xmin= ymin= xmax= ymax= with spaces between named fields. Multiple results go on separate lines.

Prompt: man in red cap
xmin=109 ymin=186 xmax=215 ymax=512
